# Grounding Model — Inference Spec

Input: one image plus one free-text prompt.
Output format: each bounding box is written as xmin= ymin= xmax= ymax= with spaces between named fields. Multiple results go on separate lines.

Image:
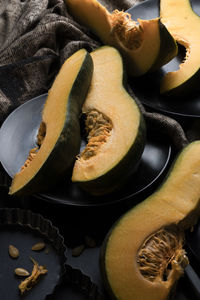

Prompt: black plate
xmin=127 ymin=0 xmax=200 ymax=118
xmin=0 ymin=94 xmax=171 ymax=207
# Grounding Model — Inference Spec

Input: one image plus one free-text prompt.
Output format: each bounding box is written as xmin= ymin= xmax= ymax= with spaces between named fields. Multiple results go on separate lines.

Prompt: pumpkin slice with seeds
xmin=100 ymin=140 xmax=200 ymax=300
xmin=72 ymin=46 xmax=146 ymax=195
xmin=9 ymin=49 xmax=93 ymax=196
xmin=65 ymin=0 xmax=177 ymax=76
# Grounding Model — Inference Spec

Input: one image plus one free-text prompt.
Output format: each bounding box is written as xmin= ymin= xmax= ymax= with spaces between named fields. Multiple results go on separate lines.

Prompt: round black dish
xmin=0 ymin=208 xmax=67 ymax=300
xmin=0 ymin=94 xmax=171 ymax=207
xmin=127 ymin=0 xmax=200 ymax=118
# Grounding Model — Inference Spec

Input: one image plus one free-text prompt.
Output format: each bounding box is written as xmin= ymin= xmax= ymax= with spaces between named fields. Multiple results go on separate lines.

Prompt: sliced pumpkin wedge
xmin=160 ymin=0 xmax=200 ymax=95
xmin=9 ymin=49 xmax=93 ymax=196
xmin=100 ymin=140 xmax=200 ymax=300
xmin=65 ymin=0 xmax=177 ymax=76
xmin=72 ymin=46 xmax=146 ymax=195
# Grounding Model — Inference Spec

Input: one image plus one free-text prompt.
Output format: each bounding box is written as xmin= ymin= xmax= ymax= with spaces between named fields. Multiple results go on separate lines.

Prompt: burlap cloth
xmin=0 ymin=0 xmax=192 ymax=187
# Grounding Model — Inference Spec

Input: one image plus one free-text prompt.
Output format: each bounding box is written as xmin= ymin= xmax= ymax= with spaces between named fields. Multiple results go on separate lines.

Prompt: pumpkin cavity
xmin=37 ymin=121 xmax=46 ymax=147
xmin=79 ymin=109 xmax=112 ymax=160
xmin=20 ymin=147 xmax=38 ymax=172
xmin=110 ymin=10 xmax=143 ymax=50
xmin=137 ymin=226 xmax=188 ymax=282
xmin=20 ymin=122 xmax=46 ymax=172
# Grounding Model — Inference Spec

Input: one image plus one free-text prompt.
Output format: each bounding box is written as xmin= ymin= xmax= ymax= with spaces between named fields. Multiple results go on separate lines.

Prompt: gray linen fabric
xmin=0 ymin=0 xmax=142 ymax=123
xmin=0 ymin=0 xmax=188 ymax=185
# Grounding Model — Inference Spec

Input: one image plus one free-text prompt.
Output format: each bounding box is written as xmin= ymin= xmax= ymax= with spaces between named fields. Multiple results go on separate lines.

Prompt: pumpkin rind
xmin=72 ymin=46 xmax=146 ymax=195
xmin=160 ymin=0 xmax=200 ymax=95
xmin=9 ymin=49 xmax=93 ymax=196
xmin=149 ymin=20 xmax=178 ymax=72
xmin=100 ymin=141 xmax=200 ymax=300
xmin=65 ymin=0 xmax=177 ymax=76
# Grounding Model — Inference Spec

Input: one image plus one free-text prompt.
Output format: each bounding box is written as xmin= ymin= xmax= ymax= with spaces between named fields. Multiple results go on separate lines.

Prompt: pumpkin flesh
xmin=160 ymin=0 xmax=200 ymax=94
xmin=9 ymin=49 xmax=93 ymax=196
xmin=72 ymin=46 xmax=146 ymax=195
xmin=65 ymin=0 xmax=177 ymax=76
xmin=101 ymin=141 xmax=200 ymax=300
xmin=110 ymin=15 xmax=161 ymax=76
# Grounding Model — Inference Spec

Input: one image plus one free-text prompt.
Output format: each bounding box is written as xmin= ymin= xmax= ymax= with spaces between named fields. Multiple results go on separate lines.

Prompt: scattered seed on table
xmin=15 ymin=268 xmax=30 ymax=277
xmin=9 ymin=245 xmax=19 ymax=258
xmin=72 ymin=244 xmax=85 ymax=257
xmin=31 ymin=242 xmax=46 ymax=251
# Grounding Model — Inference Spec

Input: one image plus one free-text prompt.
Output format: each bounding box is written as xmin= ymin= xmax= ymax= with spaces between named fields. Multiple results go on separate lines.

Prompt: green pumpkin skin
xmin=160 ymin=0 xmax=200 ymax=95
xmin=72 ymin=46 xmax=146 ymax=196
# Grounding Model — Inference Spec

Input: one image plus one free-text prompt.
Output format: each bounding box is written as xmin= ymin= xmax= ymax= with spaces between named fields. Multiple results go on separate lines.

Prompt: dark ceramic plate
xmin=0 ymin=94 xmax=171 ymax=207
xmin=127 ymin=0 xmax=200 ymax=118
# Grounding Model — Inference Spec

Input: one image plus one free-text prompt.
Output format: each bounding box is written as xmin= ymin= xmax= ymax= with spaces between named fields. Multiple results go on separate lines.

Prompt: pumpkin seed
xmin=72 ymin=244 xmax=85 ymax=257
xmin=20 ymin=147 xmax=38 ymax=171
xmin=9 ymin=245 xmax=19 ymax=258
xmin=15 ymin=268 xmax=30 ymax=277
xmin=79 ymin=109 xmax=113 ymax=161
xmin=138 ymin=227 xmax=185 ymax=282
xmin=31 ymin=242 xmax=46 ymax=251
xmin=84 ymin=236 xmax=97 ymax=248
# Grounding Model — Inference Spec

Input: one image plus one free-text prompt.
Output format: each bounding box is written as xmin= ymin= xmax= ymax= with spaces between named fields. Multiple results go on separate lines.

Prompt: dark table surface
xmin=1 ymin=110 xmax=200 ymax=300
xmin=1 ymin=167 xmax=200 ymax=300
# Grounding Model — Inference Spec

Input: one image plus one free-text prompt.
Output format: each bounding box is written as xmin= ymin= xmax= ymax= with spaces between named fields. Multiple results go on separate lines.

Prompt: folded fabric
xmin=0 ymin=0 xmax=99 ymax=123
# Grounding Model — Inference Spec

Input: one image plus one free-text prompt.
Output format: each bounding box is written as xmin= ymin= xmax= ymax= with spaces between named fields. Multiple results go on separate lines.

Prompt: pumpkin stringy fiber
xmin=110 ymin=10 xmax=143 ymax=50
xmin=79 ymin=109 xmax=112 ymax=160
xmin=137 ymin=227 xmax=189 ymax=282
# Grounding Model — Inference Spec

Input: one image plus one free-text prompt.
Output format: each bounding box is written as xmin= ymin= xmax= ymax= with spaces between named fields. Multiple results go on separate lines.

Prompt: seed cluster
xmin=21 ymin=110 xmax=111 ymax=167
xmin=20 ymin=147 xmax=38 ymax=171
xmin=110 ymin=10 xmax=143 ymax=50
xmin=137 ymin=227 xmax=188 ymax=282
xmin=20 ymin=121 xmax=46 ymax=172
xmin=80 ymin=110 xmax=112 ymax=160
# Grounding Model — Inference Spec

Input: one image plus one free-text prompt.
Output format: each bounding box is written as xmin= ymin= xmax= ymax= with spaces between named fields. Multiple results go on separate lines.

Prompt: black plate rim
xmin=36 ymin=143 xmax=171 ymax=208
